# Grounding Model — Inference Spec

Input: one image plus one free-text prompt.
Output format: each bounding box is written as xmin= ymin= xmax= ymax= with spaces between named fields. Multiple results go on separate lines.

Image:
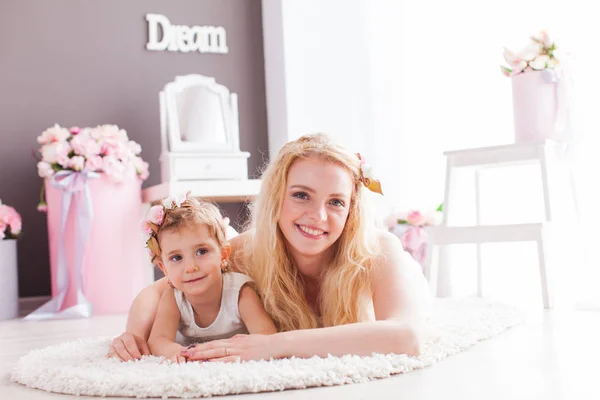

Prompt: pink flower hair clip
xmin=141 ymin=191 xmax=191 ymax=258
xmin=356 ymin=153 xmax=383 ymax=195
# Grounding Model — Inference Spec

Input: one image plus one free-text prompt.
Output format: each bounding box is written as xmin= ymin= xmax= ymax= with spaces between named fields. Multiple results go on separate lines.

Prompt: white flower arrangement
xmin=501 ymin=31 xmax=564 ymax=77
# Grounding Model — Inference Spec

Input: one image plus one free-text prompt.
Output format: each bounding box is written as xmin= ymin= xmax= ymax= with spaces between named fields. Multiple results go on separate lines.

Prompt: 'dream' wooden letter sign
xmin=145 ymin=13 xmax=228 ymax=54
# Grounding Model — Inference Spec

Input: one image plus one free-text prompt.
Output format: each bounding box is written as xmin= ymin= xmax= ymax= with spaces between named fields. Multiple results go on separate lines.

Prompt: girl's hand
xmin=107 ymin=333 xmax=150 ymax=362
xmin=167 ymin=345 xmax=189 ymax=364
xmin=182 ymin=334 xmax=278 ymax=363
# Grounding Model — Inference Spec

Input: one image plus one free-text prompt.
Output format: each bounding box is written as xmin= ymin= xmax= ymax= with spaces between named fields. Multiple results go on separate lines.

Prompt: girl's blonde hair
xmin=240 ymin=133 xmax=380 ymax=331
xmin=149 ymin=197 xmax=227 ymax=264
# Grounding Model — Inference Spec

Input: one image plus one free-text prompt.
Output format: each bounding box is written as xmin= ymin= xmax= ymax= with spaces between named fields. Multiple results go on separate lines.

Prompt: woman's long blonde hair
xmin=239 ymin=133 xmax=380 ymax=331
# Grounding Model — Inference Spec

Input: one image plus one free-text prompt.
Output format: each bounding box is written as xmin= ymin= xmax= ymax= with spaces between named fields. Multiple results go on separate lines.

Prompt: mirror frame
xmin=161 ymin=74 xmax=241 ymax=153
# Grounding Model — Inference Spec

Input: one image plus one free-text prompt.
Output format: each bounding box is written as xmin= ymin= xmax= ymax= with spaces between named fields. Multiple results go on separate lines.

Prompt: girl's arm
xmin=185 ymin=230 xmax=431 ymax=361
xmin=109 ymin=232 xmax=251 ymax=361
xmin=147 ymin=288 xmax=187 ymax=362
xmin=108 ymin=278 xmax=168 ymax=361
xmin=238 ymin=285 xmax=277 ymax=334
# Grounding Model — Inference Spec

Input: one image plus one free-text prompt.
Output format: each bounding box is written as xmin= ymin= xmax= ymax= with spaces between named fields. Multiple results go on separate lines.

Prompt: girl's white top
xmin=174 ymin=272 xmax=252 ymax=346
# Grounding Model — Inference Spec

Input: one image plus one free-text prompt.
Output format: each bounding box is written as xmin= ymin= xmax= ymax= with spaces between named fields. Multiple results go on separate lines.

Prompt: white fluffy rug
xmin=11 ymin=297 xmax=523 ymax=398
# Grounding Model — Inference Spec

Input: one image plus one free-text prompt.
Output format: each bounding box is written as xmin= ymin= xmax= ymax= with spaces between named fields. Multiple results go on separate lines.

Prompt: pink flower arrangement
xmin=500 ymin=30 xmax=564 ymax=77
xmin=385 ymin=206 xmax=443 ymax=230
xmin=36 ymin=124 xmax=150 ymax=211
xmin=36 ymin=124 xmax=150 ymax=183
xmin=0 ymin=199 xmax=22 ymax=240
xmin=386 ymin=205 xmax=443 ymax=269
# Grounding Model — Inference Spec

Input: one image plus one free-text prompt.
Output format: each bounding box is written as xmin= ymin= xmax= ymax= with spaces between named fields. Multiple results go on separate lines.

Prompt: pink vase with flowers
xmin=27 ymin=125 xmax=151 ymax=319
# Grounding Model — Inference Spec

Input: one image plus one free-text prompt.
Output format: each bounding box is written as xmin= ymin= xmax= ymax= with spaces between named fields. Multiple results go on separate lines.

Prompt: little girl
xmin=142 ymin=193 xmax=276 ymax=363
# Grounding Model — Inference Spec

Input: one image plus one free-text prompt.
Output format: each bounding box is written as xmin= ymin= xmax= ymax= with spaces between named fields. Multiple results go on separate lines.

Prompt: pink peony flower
xmin=0 ymin=201 xmax=22 ymax=237
xmin=114 ymin=141 xmax=134 ymax=162
xmin=40 ymin=142 xmax=71 ymax=165
xmin=37 ymin=124 xmax=70 ymax=145
xmin=406 ymin=210 xmax=428 ymax=227
xmin=102 ymin=155 xmax=126 ymax=182
xmin=37 ymin=161 xmax=55 ymax=179
xmin=100 ymin=139 xmax=121 ymax=157
xmin=141 ymin=221 xmax=153 ymax=236
xmin=94 ymin=125 xmax=128 ymax=141
xmin=84 ymin=155 xmax=103 ymax=172
xmin=147 ymin=205 xmax=165 ymax=226
xmin=399 ymin=226 xmax=428 ymax=265
xmin=71 ymin=134 xmax=100 ymax=159
xmin=70 ymin=126 xmax=81 ymax=135
xmin=128 ymin=141 xmax=142 ymax=156
xmin=133 ymin=156 xmax=149 ymax=181
xmin=67 ymin=156 xmax=85 ymax=172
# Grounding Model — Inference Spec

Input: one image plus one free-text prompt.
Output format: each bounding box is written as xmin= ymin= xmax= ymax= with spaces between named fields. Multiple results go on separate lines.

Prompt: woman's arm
xmin=238 ymin=285 xmax=277 ymax=335
xmin=184 ymin=230 xmax=431 ymax=361
xmin=147 ymin=288 xmax=187 ymax=362
xmin=274 ymin=231 xmax=431 ymax=358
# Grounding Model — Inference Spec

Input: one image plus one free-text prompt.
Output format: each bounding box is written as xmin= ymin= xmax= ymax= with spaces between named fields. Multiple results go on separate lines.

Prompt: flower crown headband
xmin=356 ymin=153 xmax=383 ymax=195
xmin=141 ymin=191 xmax=191 ymax=258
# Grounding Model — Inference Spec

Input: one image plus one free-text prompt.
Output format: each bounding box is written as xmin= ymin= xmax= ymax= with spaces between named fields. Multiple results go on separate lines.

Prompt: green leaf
xmin=397 ymin=219 xmax=408 ymax=225
xmin=436 ymin=203 xmax=443 ymax=212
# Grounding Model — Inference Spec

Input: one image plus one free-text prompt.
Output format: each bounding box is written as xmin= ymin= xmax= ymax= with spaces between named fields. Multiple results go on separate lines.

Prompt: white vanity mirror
xmin=176 ymin=85 xmax=227 ymax=146
xmin=159 ymin=74 xmax=251 ymax=182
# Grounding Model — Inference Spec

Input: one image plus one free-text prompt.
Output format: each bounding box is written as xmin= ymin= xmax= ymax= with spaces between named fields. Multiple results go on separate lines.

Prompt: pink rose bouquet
xmin=35 ymin=124 xmax=150 ymax=211
xmin=0 ymin=199 xmax=22 ymax=240
xmin=386 ymin=204 xmax=443 ymax=268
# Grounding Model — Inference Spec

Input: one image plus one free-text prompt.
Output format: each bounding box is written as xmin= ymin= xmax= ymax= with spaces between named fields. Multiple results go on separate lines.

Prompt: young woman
xmin=108 ymin=133 xmax=432 ymax=362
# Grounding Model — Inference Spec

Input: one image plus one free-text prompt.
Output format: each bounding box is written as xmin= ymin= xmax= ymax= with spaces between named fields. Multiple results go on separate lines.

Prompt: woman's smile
xmin=296 ymin=224 xmax=328 ymax=239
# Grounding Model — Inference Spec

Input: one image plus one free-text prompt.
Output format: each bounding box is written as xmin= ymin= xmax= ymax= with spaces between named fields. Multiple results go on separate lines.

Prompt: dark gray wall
xmin=0 ymin=1 xmax=269 ymax=297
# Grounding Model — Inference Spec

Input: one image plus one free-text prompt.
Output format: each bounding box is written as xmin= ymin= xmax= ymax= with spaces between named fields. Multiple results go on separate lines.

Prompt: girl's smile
xmin=184 ymin=275 xmax=207 ymax=284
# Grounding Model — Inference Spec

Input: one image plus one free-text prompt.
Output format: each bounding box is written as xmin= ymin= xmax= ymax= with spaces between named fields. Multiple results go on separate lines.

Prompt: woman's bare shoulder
xmin=229 ymin=230 xmax=252 ymax=253
xmin=228 ymin=230 xmax=253 ymax=271
xmin=371 ymin=229 xmax=414 ymax=276
xmin=375 ymin=228 xmax=404 ymax=255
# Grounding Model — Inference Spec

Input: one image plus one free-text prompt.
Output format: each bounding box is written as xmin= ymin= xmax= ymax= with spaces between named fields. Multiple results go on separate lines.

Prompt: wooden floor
xmin=1 ymin=308 xmax=598 ymax=399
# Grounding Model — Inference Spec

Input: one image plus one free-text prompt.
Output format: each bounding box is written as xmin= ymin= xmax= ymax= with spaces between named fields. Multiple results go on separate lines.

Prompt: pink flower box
xmin=511 ymin=71 xmax=560 ymax=143
xmin=45 ymin=175 xmax=148 ymax=314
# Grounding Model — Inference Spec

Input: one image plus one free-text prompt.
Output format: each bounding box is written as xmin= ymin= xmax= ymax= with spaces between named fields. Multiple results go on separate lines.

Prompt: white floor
xmin=1 ymin=306 xmax=598 ymax=400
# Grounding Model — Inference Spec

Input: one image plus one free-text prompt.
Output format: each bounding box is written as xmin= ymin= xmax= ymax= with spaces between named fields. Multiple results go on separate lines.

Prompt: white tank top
xmin=174 ymin=272 xmax=253 ymax=346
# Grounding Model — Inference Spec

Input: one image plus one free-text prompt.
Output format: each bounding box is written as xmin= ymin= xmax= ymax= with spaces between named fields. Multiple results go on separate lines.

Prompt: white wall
xmin=262 ymin=0 xmax=600 ymax=308
xmin=262 ymin=0 xmax=374 ymax=158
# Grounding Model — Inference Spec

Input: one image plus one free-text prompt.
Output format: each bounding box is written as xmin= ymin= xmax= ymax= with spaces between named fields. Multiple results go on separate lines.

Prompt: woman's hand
xmin=182 ymin=334 xmax=278 ymax=363
xmin=107 ymin=333 xmax=150 ymax=362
